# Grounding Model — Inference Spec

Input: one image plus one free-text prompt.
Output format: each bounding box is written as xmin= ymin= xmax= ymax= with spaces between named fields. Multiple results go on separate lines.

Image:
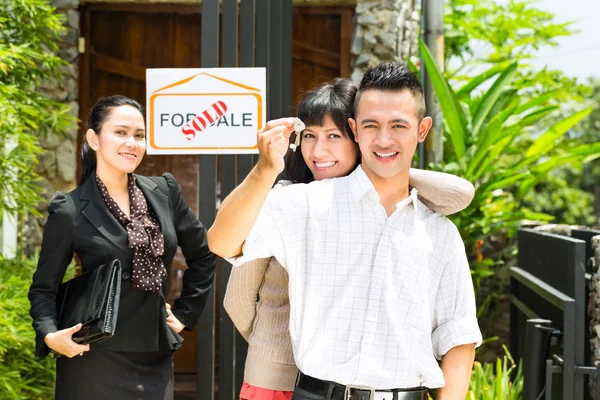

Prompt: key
xmin=289 ymin=119 xmax=305 ymax=152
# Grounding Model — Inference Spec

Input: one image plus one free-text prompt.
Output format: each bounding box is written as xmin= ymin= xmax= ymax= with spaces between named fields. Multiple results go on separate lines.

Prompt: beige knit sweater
xmin=224 ymin=257 xmax=297 ymax=391
xmin=223 ymin=169 xmax=475 ymax=391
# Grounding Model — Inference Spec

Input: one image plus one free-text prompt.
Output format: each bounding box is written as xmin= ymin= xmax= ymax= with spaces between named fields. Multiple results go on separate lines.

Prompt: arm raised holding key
xmin=207 ymin=118 xmax=300 ymax=258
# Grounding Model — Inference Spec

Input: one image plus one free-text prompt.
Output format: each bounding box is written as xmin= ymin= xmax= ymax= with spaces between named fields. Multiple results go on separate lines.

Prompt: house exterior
xmin=28 ymin=0 xmax=418 ymax=396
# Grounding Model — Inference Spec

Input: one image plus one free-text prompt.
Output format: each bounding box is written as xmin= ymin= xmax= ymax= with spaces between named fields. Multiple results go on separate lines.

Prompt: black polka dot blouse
xmin=96 ymin=174 xmax=167 ymax=294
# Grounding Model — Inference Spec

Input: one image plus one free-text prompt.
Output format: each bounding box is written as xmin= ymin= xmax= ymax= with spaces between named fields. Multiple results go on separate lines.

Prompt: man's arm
xmin=430 ymin=223 xmax=482 ymax=396
xmin=436 ymin=343 xmax=475 ymax=400
xmin=208 ymin=163 xmax=279 ymax=257
xmin=409 ymin=169 xmax=475 ymax=215
xmin=207 ymin=118 xmax=297 ymax=258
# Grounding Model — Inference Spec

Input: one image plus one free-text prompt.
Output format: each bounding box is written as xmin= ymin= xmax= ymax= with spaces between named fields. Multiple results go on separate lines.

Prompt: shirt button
xmin=122 ymin=272 xmax=130 ymax=280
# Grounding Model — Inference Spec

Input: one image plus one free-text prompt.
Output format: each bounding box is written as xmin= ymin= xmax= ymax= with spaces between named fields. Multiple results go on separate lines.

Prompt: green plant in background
xmin=419 ymin=40 xmax=599 ymax=285
xmin=442 ymin=0 xmax=597 ymax=235
xmin=466 ymin=346 xmax=523 ymax=400
xmin=0 ymin=0 xmax=77 ymax=222
xmin=445 ymin=0 xmax=572 ymax=68
xmin=521 ymin=168 xmax=597 ymax=227
xmin=1 ymin=0 xmax=78 ymax=397
xmin=2 ymin=258 xmax=46 ymax=398
xmin=443 ymin=0 xmax=589 ymax=105
xmin=432 ymin=0 xmax=600 ymax=358
xmin=0 ymin=255 xmax=76 ymax=399
xmin=0 ymin=256 xmax=54 ymax=399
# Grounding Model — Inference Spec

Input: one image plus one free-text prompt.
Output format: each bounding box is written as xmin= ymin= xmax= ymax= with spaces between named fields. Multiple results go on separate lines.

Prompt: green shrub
xmin=0 ymin=256 xmax=54 ymax=399
xmin=522 ymin=169 xmax=597 ymax=226
xmin=0 ymin=256 xmax=75 ymax=399
xmin=467 ymin=346 xmax=523 ymax=400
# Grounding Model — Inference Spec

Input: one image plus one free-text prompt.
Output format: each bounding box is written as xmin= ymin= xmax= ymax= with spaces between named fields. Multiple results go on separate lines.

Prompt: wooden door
xmin=291 ymin=7 xmax=353 ymax=111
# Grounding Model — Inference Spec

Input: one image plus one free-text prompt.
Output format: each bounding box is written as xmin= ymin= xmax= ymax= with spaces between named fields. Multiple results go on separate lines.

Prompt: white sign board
xmin=146 ymin=68 xmax=266 ymax=154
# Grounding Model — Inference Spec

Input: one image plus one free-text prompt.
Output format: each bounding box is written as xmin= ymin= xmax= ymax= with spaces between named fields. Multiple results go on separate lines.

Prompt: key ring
xmin=289 ymin=119 xmax=305 ymax=152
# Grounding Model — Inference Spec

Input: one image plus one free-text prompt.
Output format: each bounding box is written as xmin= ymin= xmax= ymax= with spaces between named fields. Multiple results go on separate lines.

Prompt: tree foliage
xmin=421 ymin=41 xmax=596 ymax=251
xmin=0 ymin=256 xmax=54 ymax=399
xmin=418 ymin=0 xmax=599 ymax=296
xmin=445 ymin=0 xmax=572 ymax=67
xmin=0 ymin=0 xmax=77 ymax=221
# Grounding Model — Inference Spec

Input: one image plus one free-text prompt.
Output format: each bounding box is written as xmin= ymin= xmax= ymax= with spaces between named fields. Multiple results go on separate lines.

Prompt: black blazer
xmin=28 ymin=173 xmax=216 ymax=357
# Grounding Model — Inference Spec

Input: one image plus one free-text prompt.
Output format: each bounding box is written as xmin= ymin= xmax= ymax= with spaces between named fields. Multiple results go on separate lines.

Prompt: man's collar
xmin=347 ymin=165 xmax=419 ymax=211
xmin=348 ymin=165 xmax=373 ymax=203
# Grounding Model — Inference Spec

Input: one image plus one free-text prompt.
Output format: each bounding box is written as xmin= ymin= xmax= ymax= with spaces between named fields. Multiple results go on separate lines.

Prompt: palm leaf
xmin=525 ymin=107 xmax=593 ymax=158
xmin=471 ymin=126 xmax=522 ymax=180
xmin=471 ymin=63 xmax=518 ymax=139
xmin=466 ymin=97 xmax=520 ymax=178
xmin=563 ymin=141 xmax=600 ymax=158
xmin=474 ymin=105 xmax=559 ymax=179
xmin=516 ymin=149 xmax=599 ymax=197
xmin=518 ymin=105 xmax=560 ymax=127
xmin=485 ymin=172 xmax=531 ymax=192
xmin=456 ymin=61 xmax=512 ymax=99
xmin=419 ymin=39 xmax=469 ymax=162
xmin=514 ymin=88 xmax=563 ymax=114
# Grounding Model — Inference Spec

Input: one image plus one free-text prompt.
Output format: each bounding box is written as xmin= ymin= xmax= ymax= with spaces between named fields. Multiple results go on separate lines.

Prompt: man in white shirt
xmin=208 ymin=62 xmax=482 ymax=400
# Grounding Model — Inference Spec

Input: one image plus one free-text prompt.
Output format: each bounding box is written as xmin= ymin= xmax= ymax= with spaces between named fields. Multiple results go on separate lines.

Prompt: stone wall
xmin=350 ymin=0 xmax=419 ymax=83
xmin=23 ymin=0 xmax=80 ymax=256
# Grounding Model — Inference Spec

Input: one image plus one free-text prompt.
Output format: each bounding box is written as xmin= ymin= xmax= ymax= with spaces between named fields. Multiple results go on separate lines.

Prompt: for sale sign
xmin=146 ymin=68 xmax=266 ymax=154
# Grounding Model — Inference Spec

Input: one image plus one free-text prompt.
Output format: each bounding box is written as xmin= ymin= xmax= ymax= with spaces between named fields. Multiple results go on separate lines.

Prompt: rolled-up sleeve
xmin=28 ymin=193 xmax=75 ymax=358
xmin=431 ymin=225 xmax=482 ymax=360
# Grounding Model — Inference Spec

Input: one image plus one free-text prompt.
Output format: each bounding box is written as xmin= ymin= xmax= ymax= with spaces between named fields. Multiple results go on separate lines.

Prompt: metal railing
xmin=196 ymin=0 xmax=293 ymax=399
xmin=511 ymin=228 xmax=600 ymax=400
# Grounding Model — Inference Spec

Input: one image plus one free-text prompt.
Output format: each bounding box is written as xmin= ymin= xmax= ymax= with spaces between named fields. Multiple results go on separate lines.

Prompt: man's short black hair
xmin=354 ymin=62 xmax=426 ymax=120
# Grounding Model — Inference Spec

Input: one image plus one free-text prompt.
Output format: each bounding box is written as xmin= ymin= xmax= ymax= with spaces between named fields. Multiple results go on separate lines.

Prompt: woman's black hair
xmin=79 ymin=95 xmax=144 ymax=186
xmin=282 ymin=78 xmax=359 ymax=184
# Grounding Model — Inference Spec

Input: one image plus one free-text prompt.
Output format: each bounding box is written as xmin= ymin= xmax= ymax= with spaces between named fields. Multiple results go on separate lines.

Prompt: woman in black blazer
xmin=28 ymin=95 xmax=217 ymax=399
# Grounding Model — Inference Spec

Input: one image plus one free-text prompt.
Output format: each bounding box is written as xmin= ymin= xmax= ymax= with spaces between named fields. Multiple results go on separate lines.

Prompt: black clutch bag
xmin=56 ymin=259 xmax=122 ymax=346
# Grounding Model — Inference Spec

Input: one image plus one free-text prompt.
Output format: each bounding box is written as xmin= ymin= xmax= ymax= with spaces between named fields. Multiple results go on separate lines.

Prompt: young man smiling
xmin=208 ymin=63 xmax=481 ymax=400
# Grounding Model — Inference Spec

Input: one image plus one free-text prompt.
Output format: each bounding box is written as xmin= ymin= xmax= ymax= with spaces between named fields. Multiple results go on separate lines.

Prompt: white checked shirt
xmin=230 ymin=166 xmax=482 ymax=389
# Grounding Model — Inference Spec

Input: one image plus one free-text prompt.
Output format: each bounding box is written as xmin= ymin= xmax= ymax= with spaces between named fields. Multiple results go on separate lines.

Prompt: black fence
xmin=195 ymin=0 xmax=293 ymax=399
xmin=511 ymin=227 xmax=600 ymax=400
